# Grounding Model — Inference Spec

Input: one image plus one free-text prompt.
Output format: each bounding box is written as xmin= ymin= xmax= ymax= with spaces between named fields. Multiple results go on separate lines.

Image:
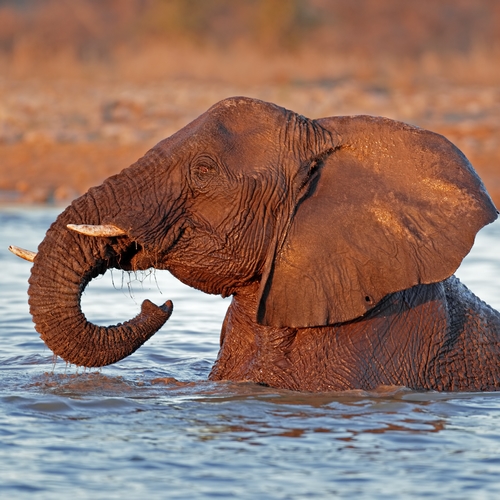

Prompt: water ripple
xmin=1 ymin=208 xmax=500 ymax=499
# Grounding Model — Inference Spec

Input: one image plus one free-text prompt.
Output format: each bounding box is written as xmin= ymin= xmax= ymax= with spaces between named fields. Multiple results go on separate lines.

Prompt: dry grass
xmin=0 ymin=0 xmax=499 ymax=205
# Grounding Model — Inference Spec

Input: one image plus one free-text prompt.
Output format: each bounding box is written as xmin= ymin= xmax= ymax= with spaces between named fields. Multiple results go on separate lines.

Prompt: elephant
xmin=10 ymin=96 xmax=500 ymax=392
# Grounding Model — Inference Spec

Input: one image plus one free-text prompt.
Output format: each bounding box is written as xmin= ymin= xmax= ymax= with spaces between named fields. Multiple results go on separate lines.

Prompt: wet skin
xmin=24 ymin=97 xmax=500 ymax=391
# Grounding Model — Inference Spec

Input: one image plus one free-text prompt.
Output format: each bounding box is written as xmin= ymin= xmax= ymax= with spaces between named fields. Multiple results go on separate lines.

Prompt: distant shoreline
xmin=1 ymin=77 xmax=499 ymax=208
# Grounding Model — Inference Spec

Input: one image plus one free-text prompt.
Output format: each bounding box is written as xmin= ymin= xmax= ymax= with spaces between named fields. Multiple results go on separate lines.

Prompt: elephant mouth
xmin=66 ymin=223 xmax=170 ymax=273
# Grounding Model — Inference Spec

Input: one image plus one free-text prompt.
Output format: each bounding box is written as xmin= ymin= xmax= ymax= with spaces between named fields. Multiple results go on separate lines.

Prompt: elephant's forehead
xmin=207 ymin=96 xmax=289 ymax=124
xmin=175 ymin=109 xmax=283 ymax=159
xmin=155 ymin=98 xmax=291 ymax=173
xmin=201 ymin=106 xmax=284 ymax=141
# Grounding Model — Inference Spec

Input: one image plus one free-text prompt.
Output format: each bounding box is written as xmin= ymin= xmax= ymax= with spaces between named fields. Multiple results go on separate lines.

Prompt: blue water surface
xmin=1 ymin=206 xmax=500 ymax=499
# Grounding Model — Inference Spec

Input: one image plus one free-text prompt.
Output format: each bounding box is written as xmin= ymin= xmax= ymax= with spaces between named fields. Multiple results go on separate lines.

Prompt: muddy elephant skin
xmin=25 ymin=97 xmax=500 ymax=391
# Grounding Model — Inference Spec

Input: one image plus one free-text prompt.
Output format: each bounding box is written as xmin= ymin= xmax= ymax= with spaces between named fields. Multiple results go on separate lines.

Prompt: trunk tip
xmin=161 ymin=300 xmax=174 ymax=314
xmin=141 ymin=298 xmax=173 ymax=320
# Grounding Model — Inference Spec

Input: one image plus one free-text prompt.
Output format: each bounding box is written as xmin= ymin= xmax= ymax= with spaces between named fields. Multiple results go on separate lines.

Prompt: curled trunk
xmin=28 ymin=187 xmax=172 ymax=368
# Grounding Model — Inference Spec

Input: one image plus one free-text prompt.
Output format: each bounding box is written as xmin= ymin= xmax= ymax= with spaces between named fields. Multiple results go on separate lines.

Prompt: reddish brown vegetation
xmin=0 ymin=0 xmax=499 ymax=205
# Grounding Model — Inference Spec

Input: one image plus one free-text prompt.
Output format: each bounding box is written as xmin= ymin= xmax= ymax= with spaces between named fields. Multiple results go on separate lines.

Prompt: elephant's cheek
xmin=167 ymin=264 xmax=224 ymax=295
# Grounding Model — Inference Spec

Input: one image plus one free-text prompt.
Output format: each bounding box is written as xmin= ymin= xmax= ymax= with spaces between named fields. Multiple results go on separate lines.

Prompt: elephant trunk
xmin=28 ymin=153 xmax=174 ymax=367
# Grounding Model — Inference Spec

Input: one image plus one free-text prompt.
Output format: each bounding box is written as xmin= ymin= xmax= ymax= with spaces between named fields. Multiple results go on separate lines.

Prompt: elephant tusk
xmin=67 ymin=224 xmax=127 ymax=237
xmin=9 ymin=245 xmax=37 ymax=262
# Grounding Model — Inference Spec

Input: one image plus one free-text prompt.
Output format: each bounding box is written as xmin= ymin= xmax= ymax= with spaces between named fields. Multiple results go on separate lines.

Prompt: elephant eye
xmin=191 ymin=160 xmax=219 ymax=188
xmin=199 ymin=165 xmax=210 ymax=174
xmin=195 ymin=163 xmax=215 ymax=177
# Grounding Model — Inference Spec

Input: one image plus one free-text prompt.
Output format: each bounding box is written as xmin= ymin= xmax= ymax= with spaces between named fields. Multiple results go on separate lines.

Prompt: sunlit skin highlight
xmin=20 ymin=97 xmax=500 ymax=392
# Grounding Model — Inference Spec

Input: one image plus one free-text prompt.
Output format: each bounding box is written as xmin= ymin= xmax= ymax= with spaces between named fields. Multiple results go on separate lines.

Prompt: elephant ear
xmin=257 ymin=115 xmax=498 ymax=328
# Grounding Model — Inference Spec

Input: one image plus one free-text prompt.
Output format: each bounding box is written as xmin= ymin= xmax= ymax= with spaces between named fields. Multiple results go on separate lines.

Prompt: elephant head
xmin=23 ymin=97 xmax=498 ymax=368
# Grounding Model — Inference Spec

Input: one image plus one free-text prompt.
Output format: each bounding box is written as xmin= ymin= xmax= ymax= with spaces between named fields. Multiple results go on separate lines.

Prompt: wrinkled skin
xmin=26 ymin=97 xmax=500 ymax=392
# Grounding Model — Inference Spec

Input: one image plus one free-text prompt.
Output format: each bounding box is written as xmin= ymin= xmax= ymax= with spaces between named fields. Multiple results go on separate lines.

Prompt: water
xmin=1 ymin=206 xmax=500 ymax=499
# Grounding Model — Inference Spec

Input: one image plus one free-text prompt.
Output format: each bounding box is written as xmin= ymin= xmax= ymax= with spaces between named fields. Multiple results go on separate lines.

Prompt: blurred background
xmin=0 ymin=0 xmax=499 ymax=205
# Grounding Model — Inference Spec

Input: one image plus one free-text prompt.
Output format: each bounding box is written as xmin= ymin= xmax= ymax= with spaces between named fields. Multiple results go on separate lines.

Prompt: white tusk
xmin=67 ymin=224 xmax=127 ymax=237
xmin=9 ymin=245 xmax=37 ymax=262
